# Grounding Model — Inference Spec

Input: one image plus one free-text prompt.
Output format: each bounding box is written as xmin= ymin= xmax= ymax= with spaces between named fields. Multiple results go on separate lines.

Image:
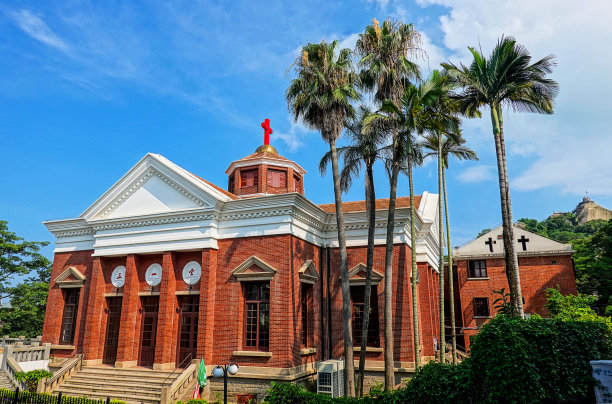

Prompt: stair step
xmin=82 ymin=367 xmax=176 ymax=376
xmin=71 ymin=373 xmax=172 ymax=385
xmin=61 ymin=382 xmax=162 ymax=397
xmin=55 ymin=388 xmax=160 ymax=404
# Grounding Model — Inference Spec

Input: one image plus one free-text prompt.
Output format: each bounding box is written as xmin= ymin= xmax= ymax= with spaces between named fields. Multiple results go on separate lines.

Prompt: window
xmin=351 ymin=286 xmax=380 ymax=346
xmin=240 ymin=169 xmax=258 ymax=188
xmin=293 ymin=175 xmax=301 ymax=192
xmin=302 ymin=284 xmax=312 ymax=347
xmin=473 ymin=297 xmax=490 ymax=317
xmin=245 ymin=283 xmax=270 ymax=350
xmin=267 ymin=169 xmax=287 ymax=188
xmin=60 ymin=289 xmax=80 ymax=344
xmin=229 ymin=175 xmax=235 ymax=192
xmin=468 ymin=260 xmax=487 ymax=278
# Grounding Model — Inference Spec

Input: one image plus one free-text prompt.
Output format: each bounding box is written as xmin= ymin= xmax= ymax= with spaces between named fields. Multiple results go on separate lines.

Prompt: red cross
xmin=189 ymin=268 xmax=195 ymax=276
xmin=261 ymin=118 xmax=273 ymax=145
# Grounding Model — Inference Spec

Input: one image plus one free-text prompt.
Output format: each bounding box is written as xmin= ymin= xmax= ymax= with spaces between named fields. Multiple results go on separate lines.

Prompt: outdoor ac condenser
xmin=317 ymin=359 xmax=345 ymax=397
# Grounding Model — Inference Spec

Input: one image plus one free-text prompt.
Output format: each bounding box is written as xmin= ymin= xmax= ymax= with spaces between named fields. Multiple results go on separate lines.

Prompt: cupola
xmin=225 ymin=119 xmax=306 ymax=197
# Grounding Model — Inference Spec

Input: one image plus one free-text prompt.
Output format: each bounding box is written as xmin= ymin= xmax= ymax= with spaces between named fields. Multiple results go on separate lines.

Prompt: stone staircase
xmin=53 ymin=366 xmax=179 ymax=404
xmin=0 ymin=371 xmax=15 ymax=390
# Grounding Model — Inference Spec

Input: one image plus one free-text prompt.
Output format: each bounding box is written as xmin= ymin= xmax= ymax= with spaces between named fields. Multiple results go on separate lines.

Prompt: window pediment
xmin=298 ymin=260 xmax=319 ymax=284
xmin=231 ymin=256 xmax=277 ymax=281
xmin=346 ymin=263 xmax=384 ymax=286
xmin=55 ymin=266 xmax=86 ymax=288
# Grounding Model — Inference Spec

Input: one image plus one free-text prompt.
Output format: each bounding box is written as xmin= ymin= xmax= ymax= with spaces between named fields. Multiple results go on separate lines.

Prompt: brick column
xmin=82 ymin=257 xmax=105 ymax=365
xmin=198 ymin=249 xmax=217 ymax=364
xmin=154 ymin=252 xmax=177 ymax=370
xmin=115 ymin=254 xmax=140 ymax=368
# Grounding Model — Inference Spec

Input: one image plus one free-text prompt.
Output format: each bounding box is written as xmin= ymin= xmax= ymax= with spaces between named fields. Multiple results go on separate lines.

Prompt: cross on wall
xmin=518 ymin=235 xmax=530 ymax=251
xmin=485 ymin=237 xmax=496 ymax=252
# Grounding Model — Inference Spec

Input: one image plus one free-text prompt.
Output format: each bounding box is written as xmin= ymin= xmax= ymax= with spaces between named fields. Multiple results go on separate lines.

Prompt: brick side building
xmin=451 ymin=225 xmax=577 ymax=349
xmin=42 ymin=142 xmax=444 ymax=400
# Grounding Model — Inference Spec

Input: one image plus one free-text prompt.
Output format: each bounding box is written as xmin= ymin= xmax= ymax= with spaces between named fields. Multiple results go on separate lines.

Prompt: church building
xmin=451 ymin=224 xmax=577 ymax=348
xmin=41 ymin=128 xmax=444 ymax=401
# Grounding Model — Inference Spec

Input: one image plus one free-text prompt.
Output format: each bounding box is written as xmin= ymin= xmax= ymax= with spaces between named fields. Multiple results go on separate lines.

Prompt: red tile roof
xmin=235 ymin=151 xmax=290 ymax=162
xmin=188 ymin=172 xmax=238 ymax=200
xmin=318 ymin=196 xmax=422 ymax=214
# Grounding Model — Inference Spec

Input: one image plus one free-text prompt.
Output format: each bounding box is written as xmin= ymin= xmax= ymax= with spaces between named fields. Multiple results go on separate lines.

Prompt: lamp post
xmin=212 ymin=363 xmax=239 ymax=404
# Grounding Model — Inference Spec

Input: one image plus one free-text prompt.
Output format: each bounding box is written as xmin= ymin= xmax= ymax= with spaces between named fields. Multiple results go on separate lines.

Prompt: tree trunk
xmin=383 ymin=139 xmax=399 ymax=390
xmin=408 ymin=162 xmax=421 ymax=369
xmin=358 ymin=163 xmax=376 ymax=396
xmin=329 ymin=138 xmax=355 ymax=396
xmin=442 ymin=165 xmax=457 ymax=364
xmin=496 ymin=108 xmax=524 ymax=318
xmin=437 ymin=133 xmax=445 ymax=362
xmin=489 ymin=105 xmax=520 ymax=317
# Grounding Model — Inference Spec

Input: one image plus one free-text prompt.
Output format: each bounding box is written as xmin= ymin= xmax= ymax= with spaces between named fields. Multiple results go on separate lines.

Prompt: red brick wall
xmin=456 ymin=255 xmax=576 ymax=348
xmin=229 ymin=164 xmax=304 ymax=196
xmin=43 ymin=236 xmax=438 ymax=368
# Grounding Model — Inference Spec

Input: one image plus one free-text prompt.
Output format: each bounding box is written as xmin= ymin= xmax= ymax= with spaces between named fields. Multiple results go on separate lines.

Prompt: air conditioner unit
xmin=317 ymin=359 xmax=345 ymax=397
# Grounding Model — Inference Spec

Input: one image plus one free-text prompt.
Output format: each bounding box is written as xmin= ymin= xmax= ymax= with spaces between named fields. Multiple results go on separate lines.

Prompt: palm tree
xmin=320 ymin=106 xmax=384 ymax=396
xmin=368 ymin=79 xmax=459 ymax=369
xmin=422 ymin=134 xmax=478 ymax=363
xmin=442 ymin=36 xmax=558 ymax=316
xmin=356 ymin=18 xmax=422 ymax=388
xmin=286 ymin=40 xmax=361 ymax=396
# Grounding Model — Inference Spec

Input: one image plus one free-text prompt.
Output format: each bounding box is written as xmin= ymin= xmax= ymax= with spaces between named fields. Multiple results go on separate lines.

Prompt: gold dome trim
xmin=255 ymin=144 xmax=279 ymax=154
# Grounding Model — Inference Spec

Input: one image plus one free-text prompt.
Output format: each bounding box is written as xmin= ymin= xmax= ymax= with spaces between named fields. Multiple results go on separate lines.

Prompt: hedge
xmin=264 ymin=316 xmax=612 ymax=403
xmin=0 ymin=388 xmax=126 ymax=404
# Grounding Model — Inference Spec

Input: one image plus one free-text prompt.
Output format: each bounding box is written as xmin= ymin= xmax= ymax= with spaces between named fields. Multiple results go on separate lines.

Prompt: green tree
xmin=286 ymin=40 xmax=361 ymax=396
xmin=0 ymin=220 xmax=50 ymax=301
xmin=356 ymin=17 xmax=422 ymax=387
xmin=443 ymin=37 xmax=559 ymax=317
xmin=320 ymin=106 xmax=385 ymax=396
xmin=422 ymin=131 xmax=478 ymax=363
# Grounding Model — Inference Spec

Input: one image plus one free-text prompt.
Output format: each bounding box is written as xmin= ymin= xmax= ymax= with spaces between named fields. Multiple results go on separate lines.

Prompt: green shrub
xmin=394 ymin=362 xmax=472 ymax=404
xmin=467 ymin=316 xmax=612 ymax=403
xmin=14 ymin=369 xmax=53 ymax=392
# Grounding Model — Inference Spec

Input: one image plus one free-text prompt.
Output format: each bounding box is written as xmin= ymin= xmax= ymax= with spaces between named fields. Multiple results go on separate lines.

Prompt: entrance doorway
xmin=139 ymin=296 xmax=159 ymax=367
xmin=176 ymin=295 xmax=199 ymax=367
xmin=103 ymin=297 xmax=122 ymax=365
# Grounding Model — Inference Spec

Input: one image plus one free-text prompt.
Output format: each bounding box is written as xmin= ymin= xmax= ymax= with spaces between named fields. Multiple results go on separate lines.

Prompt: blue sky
xmin=1 ymin=0 xmax=611 ymax=259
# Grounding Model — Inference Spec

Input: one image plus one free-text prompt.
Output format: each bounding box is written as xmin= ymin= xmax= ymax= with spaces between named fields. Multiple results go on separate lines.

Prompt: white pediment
xmin=106 ymin=173 xmax=202 ymax=219
xmin=82 ymin=153 xmax=233 ymax=221
xmin=454 ymin=224 xmax=574 ymax=258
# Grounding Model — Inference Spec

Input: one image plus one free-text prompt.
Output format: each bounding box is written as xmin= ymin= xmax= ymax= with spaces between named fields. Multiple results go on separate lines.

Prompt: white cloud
xmin=413 ymin=0 xmax=612 ymax=196
xmin=457 ymin=165 xmax=496 ymax=183
xmin=274 ymin=117 xmax=313 ymax=152
xmin=11 ymin=10 xmax=70 ymax=54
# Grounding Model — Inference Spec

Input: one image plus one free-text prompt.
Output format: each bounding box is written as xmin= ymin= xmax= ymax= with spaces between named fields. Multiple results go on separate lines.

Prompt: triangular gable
xmin=454 ymin=224 xmax=574 ymax=258
xmin=55 ymin=267 xmax=86 ymax=288
xmin=347 ymin=263 xmax=384 ymax=286
xmin=82 ymin=153 xmax=232 ymax=221
xmin=231 ymin=256 xmax=278 ymax=281
xmin=298 ymin=260 xmax=319 ymax=284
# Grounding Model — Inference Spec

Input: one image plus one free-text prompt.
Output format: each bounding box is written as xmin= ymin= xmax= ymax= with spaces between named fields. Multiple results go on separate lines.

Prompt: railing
xmin=0 ymin=336 xmax=42 ymax=347
xmin=160 ymin=359 xmax=198 ymax=404
xmin=4 ymin=357 xmax=26 ymax=390
xmin=444 ymin=343 xmax=469 ymax=363
xmin=41 ymin=353 xmax=82 ymax=393
xmin=1 ymin=342 xmax=51 ymax=366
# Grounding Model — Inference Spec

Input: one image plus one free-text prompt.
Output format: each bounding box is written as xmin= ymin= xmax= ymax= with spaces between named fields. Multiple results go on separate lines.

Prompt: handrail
xmin=161 ymin=352 xmax=193 ymax=387
xmin=42 ymin=351 xmax=82 ymax=393
xmin=160 ymin=363 xmax=198 ymax=404
xmin=5 ymin=357 xmax=26 ymax=390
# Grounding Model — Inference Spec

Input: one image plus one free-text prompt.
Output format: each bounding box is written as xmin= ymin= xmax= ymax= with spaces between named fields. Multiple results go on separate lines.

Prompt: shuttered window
xmin=294 ymin=175 xmax=301 ymax=192
xmin=240 ymin=170 xmax=258 ymax=188
xmin=267 ymin=169 xmax=286 ymax=188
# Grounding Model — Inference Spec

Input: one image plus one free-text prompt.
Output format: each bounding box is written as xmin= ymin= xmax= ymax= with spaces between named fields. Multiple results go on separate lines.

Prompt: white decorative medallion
xmin=145 ymin=263 xmax=163 ymax=287
xmin=111 ymin=266 xmax=126 ymax=288
xmin=183 ymin=261 xmax=201 ymax=285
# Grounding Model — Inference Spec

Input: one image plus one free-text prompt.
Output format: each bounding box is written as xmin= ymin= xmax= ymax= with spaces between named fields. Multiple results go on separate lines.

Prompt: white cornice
xmin=225 ymin=156 xmax=307 ymax=176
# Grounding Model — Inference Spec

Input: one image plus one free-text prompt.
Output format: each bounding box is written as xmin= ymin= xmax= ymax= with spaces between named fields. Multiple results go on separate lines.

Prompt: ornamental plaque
xmin=111 ymin=266 xmax=126 ymax=288
xmin=182 ymin=261 xmax=202 ymax=285
xmin=145 ymin=263 xmax=163 ymax=287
